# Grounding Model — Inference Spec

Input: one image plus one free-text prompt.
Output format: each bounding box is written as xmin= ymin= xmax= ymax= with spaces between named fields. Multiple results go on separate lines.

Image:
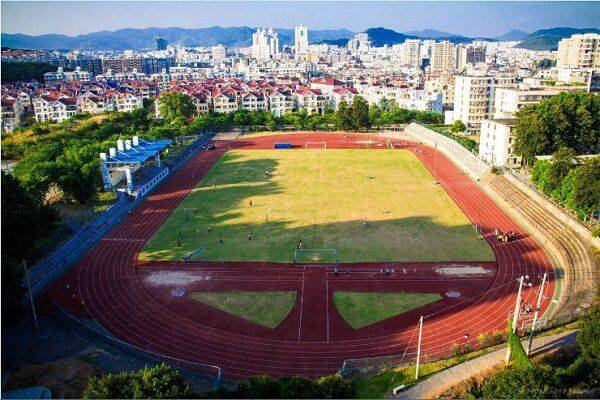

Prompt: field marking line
xmin=298 ymin=273 xmax=305 ymax=342
xmin=326 ymin=279 xmax=330 ymax=342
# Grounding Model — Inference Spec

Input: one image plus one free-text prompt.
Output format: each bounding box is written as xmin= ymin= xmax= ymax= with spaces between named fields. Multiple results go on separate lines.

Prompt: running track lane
xmin=49 ymin=134 xmax=555 ymax=379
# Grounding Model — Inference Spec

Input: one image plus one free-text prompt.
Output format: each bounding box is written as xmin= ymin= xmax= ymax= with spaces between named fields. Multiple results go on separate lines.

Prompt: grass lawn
xmin=139 ymin=149 xmax=494 ymax=263
xmin=189 ymin=291 xmax=297 ymax=329
xmin=333 ymin=292 xmax=442 ymax=329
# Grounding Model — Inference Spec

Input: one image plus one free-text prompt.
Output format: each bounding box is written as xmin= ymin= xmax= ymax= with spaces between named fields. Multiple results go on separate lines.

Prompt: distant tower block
xmin=295 ymin=23 xmax=309 ymax=59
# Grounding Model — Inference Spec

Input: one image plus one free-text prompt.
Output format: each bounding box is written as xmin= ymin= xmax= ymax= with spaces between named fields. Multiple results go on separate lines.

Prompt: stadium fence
xmin=54 ymin=303 xmax=223 ymax=388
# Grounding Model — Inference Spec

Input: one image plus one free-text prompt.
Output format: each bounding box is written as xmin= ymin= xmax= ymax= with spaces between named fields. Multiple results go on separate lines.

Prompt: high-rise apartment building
xmin=156 ymin=37 xmax=168 ymax=51
xmin=556 ymin=33 xmax=600 ymax=70
xmin=401 ymin=39 xmax=422 ymax=68
xmin=431 ymin=41 xmax=454 ymax=71
xmin=453 ymin=75 xmax=516 ymax=135
xmin=455 ymin=45 xmax=486 ymax=70
xmin=251 ymin=28 xmax=280 ymax=60
xmin=294 ymin=24 xmax=309 ymax=59
xmin=347 ymin=33 xmax=371 ymax=53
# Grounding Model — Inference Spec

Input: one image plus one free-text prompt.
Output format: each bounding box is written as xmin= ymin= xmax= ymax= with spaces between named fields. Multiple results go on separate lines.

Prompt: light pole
xmin=415 ymin=315 xmax=424 ymax=379
xmin=505 ymin=275 xmax=525 ymax=364
xmin=527 ymin=272 xmax=547 ymax=355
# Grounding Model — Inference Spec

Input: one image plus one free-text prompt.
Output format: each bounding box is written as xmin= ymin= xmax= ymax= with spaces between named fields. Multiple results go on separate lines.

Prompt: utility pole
xmin=415 ymin=315 xmax=424 ymax=379
xmin=22 ymin=260 xmax=38 ymax=329
xmin=527 ymin=272 xmax=547 ymax=355
xmin=505 ymin=275 xmax=525 ymax=364
xmin=434 ymin=141 xmax=439 ymax=184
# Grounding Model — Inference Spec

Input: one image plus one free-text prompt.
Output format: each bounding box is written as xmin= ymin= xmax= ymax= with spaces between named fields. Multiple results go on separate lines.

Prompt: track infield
xmin=139 ymin=149 xmax=494 ymax=263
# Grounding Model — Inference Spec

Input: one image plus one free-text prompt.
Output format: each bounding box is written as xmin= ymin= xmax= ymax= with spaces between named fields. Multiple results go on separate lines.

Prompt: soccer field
xmin=139 ymin=149 xmax=495 ymax=263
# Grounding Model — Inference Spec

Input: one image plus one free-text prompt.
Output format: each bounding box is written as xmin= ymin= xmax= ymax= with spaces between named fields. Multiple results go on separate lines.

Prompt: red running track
xmin=49 ymin=132 xmax=555 ymax=379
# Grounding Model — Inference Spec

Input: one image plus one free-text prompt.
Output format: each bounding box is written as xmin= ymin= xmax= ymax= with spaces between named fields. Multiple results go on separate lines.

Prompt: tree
xmin=513 ymin=92 xmax=600 ymax=163
xmin=335 ymin=101 xmax=355 ymax=132
xmin=55 ymin=144 xmax=102 ymax=204
xmin=572 ymin=157 xmax=600 ymax=213
xmin=1 ymin=172 xmax=58 ymax=324
xmin=246 ymin=375 xmax=279 ymax=399
xmin=83 ymin=364 xmax=192 ymax=399
xmin=546 ymin=147 xmax=575 ymax=196
xmin=316 ymin=375 xmax=356 ymax=399
xmin=480 ymin=365 xmax=559 ymax=399
xmin=278 ymin=376 xmax=318 ymax=399
xmin=368 ymin=104 xmax=382 ymax=129
xmin=158 ymin=93 xmax=195 ymax=122
xmin=351 ymin=96 xmax=370 ymax=131
xmin=451 ymin=120 xmax=466 ymax=133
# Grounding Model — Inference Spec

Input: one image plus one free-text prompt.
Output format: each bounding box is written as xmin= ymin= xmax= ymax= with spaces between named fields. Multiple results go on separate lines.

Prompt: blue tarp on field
xmin=274 ymin=142 xmax=293 ymax=149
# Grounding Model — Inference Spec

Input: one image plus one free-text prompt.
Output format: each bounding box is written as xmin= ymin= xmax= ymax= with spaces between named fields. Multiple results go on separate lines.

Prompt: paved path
xmin=396 ymin=330 xmax=578 ymax=399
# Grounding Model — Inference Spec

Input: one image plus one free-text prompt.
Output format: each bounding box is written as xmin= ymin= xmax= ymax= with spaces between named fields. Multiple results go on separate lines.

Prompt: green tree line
xmin=83 ymin=364 xmax=355 ymax=399
xmin=1 ymin=61 xmax=60 ymax=82
xmin=531 ymin=147 xmax=600 ymax=218
xmin=514 ymin=92 xmax=600 ymax=165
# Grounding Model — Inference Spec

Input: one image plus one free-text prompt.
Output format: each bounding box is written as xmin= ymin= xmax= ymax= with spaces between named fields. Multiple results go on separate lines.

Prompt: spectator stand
xmin=100 ymin=135 xmax=172 ymax=199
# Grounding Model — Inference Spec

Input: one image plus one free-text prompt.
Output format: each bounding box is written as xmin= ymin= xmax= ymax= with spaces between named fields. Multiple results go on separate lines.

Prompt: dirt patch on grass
xmin=3 ymin=358 xmax=97 ymax=398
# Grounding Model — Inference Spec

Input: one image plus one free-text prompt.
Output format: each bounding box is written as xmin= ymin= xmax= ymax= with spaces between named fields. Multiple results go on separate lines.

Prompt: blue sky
xmin=2 ymin=1 xmax=599 ymax=37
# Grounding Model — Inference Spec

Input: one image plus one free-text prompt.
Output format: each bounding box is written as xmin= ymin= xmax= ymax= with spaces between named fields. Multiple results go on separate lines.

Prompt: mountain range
xmin=1 ymin=25 xmax=597 ymax=51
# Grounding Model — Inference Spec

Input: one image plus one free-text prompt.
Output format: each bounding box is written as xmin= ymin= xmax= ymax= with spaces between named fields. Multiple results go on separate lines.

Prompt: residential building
xmin=452 ymin=75 xmax=516 ymax=135
xmin=556 ymin=33 xmax=600 ymax=70
xmin=44 ymin=67 xmax=92 ymax=83
xmin=479 ymin=118 xmax=520 ymax=167
xmin=294 ymin=24 xmax=309 ymax=60
xmin=252 ymin=28 xmax=280 ymax=60
xmin=156 ymin=37 xmax=168 ymax=51
xmin=102 ymin=57 xmax=144 ymax=74
xmin=401 ymin=39 xmax=422 ymax=68
xmin=431 ymin=41 xmax=454 ymax=71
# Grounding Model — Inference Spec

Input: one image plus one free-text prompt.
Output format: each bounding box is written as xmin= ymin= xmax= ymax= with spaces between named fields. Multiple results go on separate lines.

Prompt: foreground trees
xmin=514 ymin=92 xmax=600 ymax=165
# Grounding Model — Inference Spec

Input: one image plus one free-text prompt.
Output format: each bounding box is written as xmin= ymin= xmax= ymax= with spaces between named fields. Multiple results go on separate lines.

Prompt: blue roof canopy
xmin=106 ymin=138 xmax=172 ymax=165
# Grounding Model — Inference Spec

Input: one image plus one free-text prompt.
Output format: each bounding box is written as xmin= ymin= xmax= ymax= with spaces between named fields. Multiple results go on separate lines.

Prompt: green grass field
xmin=333 ymin=291 xmax=442 ymax=329
xmin=139 ymin=149 xmax=494 ymax=263
xmin=189 ymin=291 xmax=297 ymax=328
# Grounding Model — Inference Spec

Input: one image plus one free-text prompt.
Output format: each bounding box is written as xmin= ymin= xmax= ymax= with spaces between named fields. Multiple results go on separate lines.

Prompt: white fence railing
xmin=402 ymin=123 xmax=489 ymax=181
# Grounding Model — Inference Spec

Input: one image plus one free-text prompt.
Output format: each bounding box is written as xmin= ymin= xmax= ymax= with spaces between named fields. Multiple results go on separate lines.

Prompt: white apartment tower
xmin=431 ymin=40 xmax=454 ymax=71
xmin=557 ymin=33 xmax=600 ymax=70
xmin=294 ymin=24 xmax=309 ymax=59
xmin=252 ymin=28 xmax=280 ymax=60
xmin=401 ymin=39 xmax=422 ymax=68
xmin=453 ymin=75 xmax=516 ymax=135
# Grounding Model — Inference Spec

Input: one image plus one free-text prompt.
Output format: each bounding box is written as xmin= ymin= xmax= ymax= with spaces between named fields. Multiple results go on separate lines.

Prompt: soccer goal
xmin=305 ymin=141 xmax=327 ymax=149
xmin=294 ymin=248 xmax=338 ymax=265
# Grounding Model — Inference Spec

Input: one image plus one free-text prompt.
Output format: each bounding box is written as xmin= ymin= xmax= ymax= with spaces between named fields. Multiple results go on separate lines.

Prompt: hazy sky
xmin=2 ymin=1 xmax=600 ymax=37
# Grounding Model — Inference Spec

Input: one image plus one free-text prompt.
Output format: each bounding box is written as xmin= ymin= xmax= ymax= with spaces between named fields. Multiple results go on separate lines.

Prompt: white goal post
xmin=305 ymin=141 xmax=327 ymax=149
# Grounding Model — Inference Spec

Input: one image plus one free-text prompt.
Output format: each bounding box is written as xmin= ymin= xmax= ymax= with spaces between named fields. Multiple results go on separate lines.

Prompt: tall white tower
xmin=295 ymin=24 xmax=309 ymax=59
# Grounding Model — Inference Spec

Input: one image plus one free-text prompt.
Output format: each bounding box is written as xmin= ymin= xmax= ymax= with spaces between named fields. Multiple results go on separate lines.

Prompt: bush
xmin=83 ymin=364 xmax=193 ymax=399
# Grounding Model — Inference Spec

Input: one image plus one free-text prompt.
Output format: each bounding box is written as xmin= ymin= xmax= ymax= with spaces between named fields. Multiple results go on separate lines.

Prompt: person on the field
xmin=208 ymin=226 xmax=212 ymax=233
xmin=265 ymin=214 xmax=269 ymax=222
xmin=363 ymin=218 xmax=368 ymax=228
xmin=177 ymin=239 xmax=181 ymax=247
xmin=219 ymin=235 xmax=224 ymax=244
xmin=248 ymin=233 xmax=252 ymax=241
xmin=298 ymin=240 xmax=303 ymax=249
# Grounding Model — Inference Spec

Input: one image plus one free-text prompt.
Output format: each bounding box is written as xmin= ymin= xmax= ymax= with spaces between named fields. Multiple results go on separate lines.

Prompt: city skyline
xmin=2 ymin=1 xmax=600 ymax=37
